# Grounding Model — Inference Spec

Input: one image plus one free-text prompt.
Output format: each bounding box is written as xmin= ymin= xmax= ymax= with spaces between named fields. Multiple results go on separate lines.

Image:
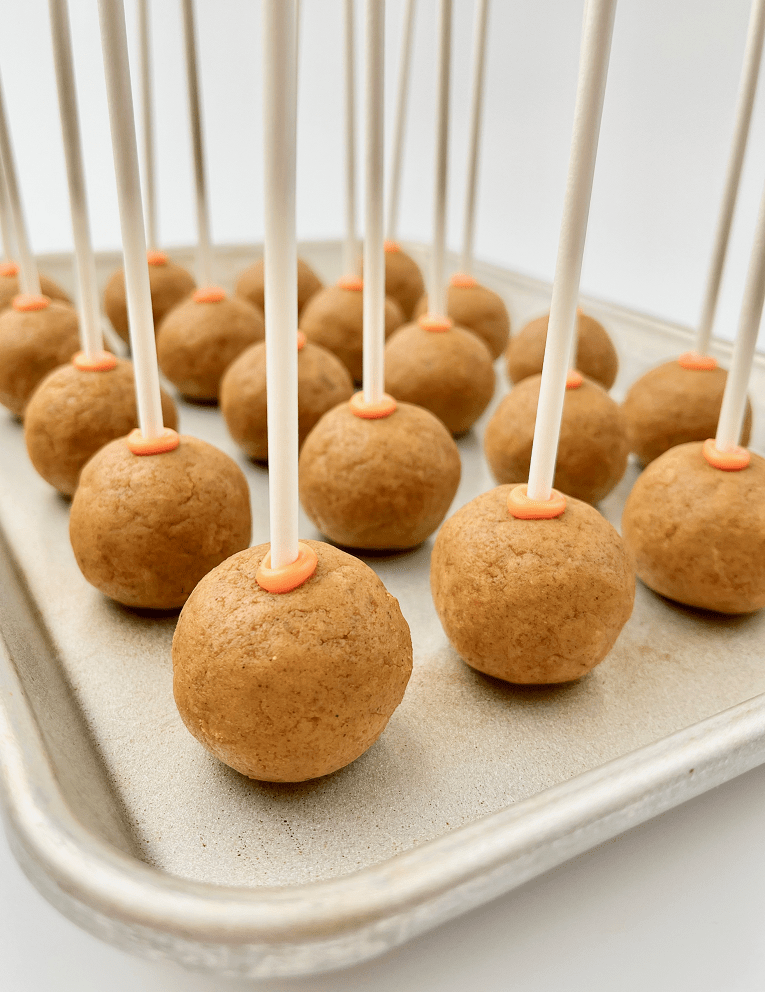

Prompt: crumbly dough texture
xmin=236 ymin=256 xmax=323 ymax=316
xmin=431 ymin=485 xmax=635 ymax=683
xmin=172 ymin=540 xmax=413 ymax=782
xmin=220 ymin=339 xmax=353 ymax=460
xmin=621 ymin=442 xmax=765 ymax=614
xmin=156 ymin=295 xmax=265 ymax=400
xmin=383 ymin=248 xmax=425 ymax=318
xmin=507 ymin=312 xmax=618 ymax=389
xmin=484 ymin=374 xmax=629 ymax=504
xmin=69 ymin=434 xmax=251 ymax=609
xmin=384 ymin=320 xmax=495 ymax=435
xmin=0 ymin=300 xmax=80 ymax=417
xmin=0 ymin=272 xmax=71 ymax=312
xmin=299 ymin=284 xmax=405 ymax=382
xmin=623 ymin=360 xmax=753 ymax=465
xmin=299 ymin=401 xmax=461 ymax=549
xmin=24 ymin=359 xmax=178 ymax=496
xmin=414 ymin=282 xmax=510 ymax=359
xmin=104 ymin=260 xmax=195 ymax=343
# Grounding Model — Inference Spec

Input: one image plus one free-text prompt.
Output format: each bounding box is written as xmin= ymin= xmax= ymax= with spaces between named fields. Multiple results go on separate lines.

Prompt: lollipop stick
xmin=696 ymin=0 xmax=765 ymax=357
xmin=342 ymin=0 xmax=358 ymax=278
xmin=97 ymin=0 xmax=165 ymax=438
xmin=49 ymin=0 xmax=103 ymax=359
xmin=0 ymin=73 xmax=41 ymax=296
xmin=429 ymin=0 xmax=452 ymax=319
xmin=137 ymin=0 xmax=157 ymax=250
xmin=459 ymin=0 xmax=490 ymax=276
xmin=526 ymin=0 xmax=617 ymax=502
xmin=386 ymin=0 xmax=416 ymax=244
xmin=0 ymin=156 xmax=15 ymax=263
xmin=181 ymin=0 xmax=213 ymax=288
xmin=363 ymin=0 xmax=385 ymax=405
xmin=263 ymin=0 xmax=299 ymax=570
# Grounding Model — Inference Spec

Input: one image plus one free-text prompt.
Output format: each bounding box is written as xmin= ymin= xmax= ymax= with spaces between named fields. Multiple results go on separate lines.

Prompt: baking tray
xmin=1 ymin=240 xmax=764 ymax=980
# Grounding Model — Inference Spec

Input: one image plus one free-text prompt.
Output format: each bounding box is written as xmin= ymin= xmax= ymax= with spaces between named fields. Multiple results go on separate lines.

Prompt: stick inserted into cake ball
xmin=299 ymin=0 xmax=460 ymax=551
xmin=155 ymin=0 xmax=264 ymax=402
xmin=433 ymin=0 xmax=634 ymax=686
xmin=69 ymin=0 xmax=250 ymax=610
xmin=24 ymin=0 xmax=178 ymax=497
xmin=385 ymin=0 xmax=495 ymax=434
xmin=622 ymin=0 xmax=764 ymax=464
xmin=173 ymin=0 xmax=412 ymax=784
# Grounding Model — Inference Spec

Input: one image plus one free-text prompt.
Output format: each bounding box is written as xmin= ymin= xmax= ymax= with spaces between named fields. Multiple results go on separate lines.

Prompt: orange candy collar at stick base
xmin=565 ymin=369 xmax=584 ymax=390
xmin=0 ymin=261 xmax=19 ymax=277
xmin=702 ymin=438 xmax=751 ymax=471
xmin=418 ymin=314 xmax=452 ymax=333
xmin=383 ymin=240 xmax=401 ymax=253
xmin=192 ymin=285 xmax=226 ymax=304
xmin=146 ymin=250 xmax=168 ymax=267
xmin=507 ymin=484 xmax=567 ymax=520
xmin=450 ymin=272 xmax=478 ymax=289
xmin=349 ymin=391 xmax=397 ymax=419
xmin=256 ymin=542 xmax=318 ymax=593
xmin=678 ymin=351 xmax=718 ymax=371
xmin=297 ymin=330 xmax=307 ymax=351
xmin=126 ymin=427 xmax=180 ymax=456
xmin=72 ymin=350 xmax=118 ymax=372
xmin=13 ymin=294 xmax=50 ymax=312
xmin=337 ymin=274 xmax=364 ymax=292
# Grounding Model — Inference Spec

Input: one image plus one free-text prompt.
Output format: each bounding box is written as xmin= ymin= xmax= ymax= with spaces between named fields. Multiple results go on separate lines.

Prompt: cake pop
xmin=236 ymin=255 xmax=322 ymax=316
xmin=104 ymin=250 xmax=195 ymax=343
xmin=507 ymin=309 xmax=618 ymax=389
xmin=484 ymin=371 xmax=628 ymax=504
xmin=414 ymin=275 xmax=510 ymax=359
xmin=220 ymin=331 xmax=352 ymax=460
xmin=174 ymin=1 xmax=412 ymax=783
xmin=381 ymin=240 xmax=424 ymax=318
xmin=0 ymin=263 xmax=70 ymax=311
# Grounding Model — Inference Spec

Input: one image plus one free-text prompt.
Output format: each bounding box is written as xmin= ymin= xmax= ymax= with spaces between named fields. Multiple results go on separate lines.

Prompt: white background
xmin=2 ymin=0 xmax=765 ymax=988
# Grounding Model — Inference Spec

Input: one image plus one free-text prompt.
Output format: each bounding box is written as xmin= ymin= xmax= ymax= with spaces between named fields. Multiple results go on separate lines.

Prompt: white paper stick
xmin=98 ymin=0 xmax=165 ymax=438
xmin=263 ymin=0 xmax=299 ymax=570
xmin=137 ymin=0 xmax=157 ymax=250
xmin=342 ymin=0 xmax=358 ymax=277
xmin=0 ymin=74 xmax=41 ymax=296
xmin=0 ymin=156 xmax=15 ymax=263
xmin=715 ymin=173 xmax=765 ymax=450
xmin=363 ymin=0 xmax=385 ymax=405
xmin=459 ymin=0 xmax=489 ymax=276
xmin=429 ymin=0 xmax=452 ymax=319
xmin=49 ymin=0 xmax=103 ymax=359
xmin=181 ymin=0 xmax=213 ymax=287
xmin=696 ymin=0 xmax=765 ymax=357
xmin=386 ymin=0 xmax=415 ymax=244
xmin=526 ymin=0 xmax=617 ymax=503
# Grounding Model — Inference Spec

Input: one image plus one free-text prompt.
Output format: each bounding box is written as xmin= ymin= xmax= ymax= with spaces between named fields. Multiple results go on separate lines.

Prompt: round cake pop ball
xmin=413 ymin=274 xmax=510 ymax=359
xmin=104 ymin=250 xmax=196 ymax=343
xmin=220 ymin=333 xmax=353 ymax=461
xmin=299 ymin=398 xmax=461 ymax=549
xmin=236 ymin=256 xmax=323 ymax=317
xmin=484 ymin=373 xmax=628 ymax=504
xmin=380 ymin=241 xmax=425 ymax=318
xmin=299 ymin=277 xmax=405 ymax=382
xmin=172 ymin=539 xmax=412 ymax=782
xmin=507 ymin=311 xmax=618 ymax=390
xmin=621 ymin=441 xmax=765 ymax=614
xmin=0 ymin=295 xmax=80 ymax=417
xmin=24 ymin=356 xmax=178 ymax=496
xmin=0 ymin=262 xmax=71 ymax=312
xmin=383 ymin=315 xmax=495 ymax=435
xmin=156 ymin=288 xmax=265 ymax=401
xmin=431 ymin=485 xmax=635 ymax=683
xmin=622 ymin=357 xmax=753 ymax=465
xmin=69 ymin=433 xmax=251 ymax=609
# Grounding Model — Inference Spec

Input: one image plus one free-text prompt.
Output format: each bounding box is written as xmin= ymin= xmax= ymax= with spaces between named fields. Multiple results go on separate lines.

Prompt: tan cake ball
xmin=299 ymin=399 xmax=461 ymax=549
xmin=413 ymin=277 xmax=510 ymax=359
xmin=172 ymin=540 xmax=413 ymax=782
xmin=236 ymin=256 xmax=322 ymax=316
xmin=299 ymin=279 xmax=405 ymax=382
xmin=381 ymin=242 xmax=425 ymax=318
xmin=0 ymin=297 xmax=80 ymax=417
xmin=507 ymin=311 xmax=618 ymax=390
xmin=431 ymin=485 xmax=635 ymax=684
xmin=24 ymin=357 xmax=178 ymax=496
xmin=104 ymin=250 xmax=195 ymax=343
xmin=484 ymin=374 xmax=629 ymax=504
xmin=622 ymin=441 xmax=765 ymax=614
xmin=220 ymin=335 xmax=353 ymax=460
xmin=384 ymin=317 xmax=495 ymax=435
xmin=69 ymin=434 xmax=252 ymax=610
xmin=156 ymin=288 xmax=265 ymax=401
xmin=0 ymin=264 xmax=71 ymax=312
xmin=623 ymin=358 xmax=753 ymax=465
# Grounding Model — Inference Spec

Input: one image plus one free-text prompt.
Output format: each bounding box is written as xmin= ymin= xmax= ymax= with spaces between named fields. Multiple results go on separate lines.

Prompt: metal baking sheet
xmin=1 ymin=241 xmax=764 ymax=979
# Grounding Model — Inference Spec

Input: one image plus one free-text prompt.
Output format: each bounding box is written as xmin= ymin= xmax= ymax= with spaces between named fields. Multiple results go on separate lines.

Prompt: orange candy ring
xmin=507 ymin=484 xmax=567 ymax=520
xmin=418 ymin=314 xmax=452 ymax=333
xmin=383 ymin=240 xmax=401 ymax=253
xmin=72 ymin=350 xmax=118 ymax=372
xmin=0 ymin=261 xmax=19 ymax=277
xmin=349 ymin=391 xmax=397 ymax=419
xmin=256 ymin=542 xmax=318 ymax=594
xmin=566 ymin=369 xmax=584 ymax=389
xmin=146 ymin=250 xmax=168 ymax=267
xmin=338 ymin=274 xmax=364 ymax=291
xmin=450 ymin=272 xmax=478 ymax=289
xmin=702 ymin=438 xmax=750 ymax=471
xmin=126 ymin=427 xmax=180 ymax=456
xmin=13 ymin=294 xmax=50 ymax=312
xmin=678 ymin=352 xmax=718 ymax=371
xmin=193 ymin=285 xmax=226 ymax=304
xmin=297 ymin=330 xmax=307 ymax=351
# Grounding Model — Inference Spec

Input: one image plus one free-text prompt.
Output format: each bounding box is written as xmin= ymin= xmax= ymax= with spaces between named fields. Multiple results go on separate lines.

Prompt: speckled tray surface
xmin=0 ymin=241 xmax=764 ymax=978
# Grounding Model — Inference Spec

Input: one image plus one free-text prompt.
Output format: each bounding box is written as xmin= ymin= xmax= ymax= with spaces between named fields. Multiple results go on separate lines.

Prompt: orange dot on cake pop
xmin=507 ymin=484 xmax=567 ymax=519
xmin=0 ymin=261 xmax=19 ymax=277
xmin=72 ymin=349 xmax=118 ymax=372
xmin=349 ymin=390 xmax=397 ymax=419
xmin=192 ymin=285 xmax=226 ymax=304
xmin=337 ymin=274 xmax=364 ymax=292
xmin=678 ymin=351 xmax=718 ymax=371
xmin=418 ymin=314 xmax=452 ymax=333
xmin=147 ymin=249 xmax=168 ymax=266
xmin=450 ymin=272 xmax=478 ymax=289
xmin=14 ymin=294 xmax=50 ymax=312
xmin=702 ymin=437 xmax=750 ymax=471
xmin=566 ymin=369 xmax=584 ymax=389
xmin=256 ymin=542 xmax=318 ymax=593
xmin=126 ymin=426 xmax=180 ymax=456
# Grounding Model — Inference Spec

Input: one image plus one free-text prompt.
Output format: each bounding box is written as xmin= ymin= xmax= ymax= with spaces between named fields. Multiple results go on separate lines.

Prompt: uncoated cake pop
xmin=381 ymin=240 xmax=425 ymax=318
xmin=104 ymin=249 xmax=195 ymax=343
xmin=236 ymin=255 xmax=322 ymax=316
xmin=413 ymin=273 xmax=510 ymax=359
xmin=507 ymin=309 xmax=618 ymax=389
